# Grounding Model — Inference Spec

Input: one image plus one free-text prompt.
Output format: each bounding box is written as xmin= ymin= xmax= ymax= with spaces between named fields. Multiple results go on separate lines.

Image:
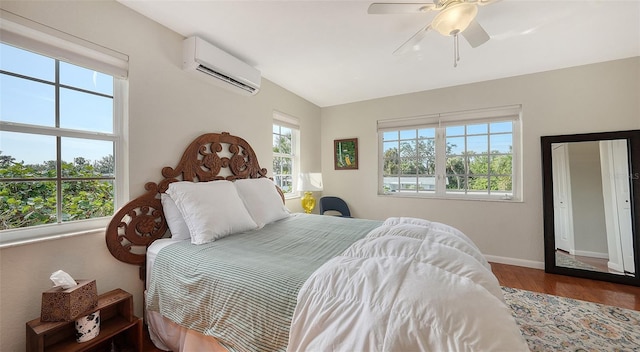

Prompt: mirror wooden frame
xmin=542 ymin=129 xmax=640 ymax=286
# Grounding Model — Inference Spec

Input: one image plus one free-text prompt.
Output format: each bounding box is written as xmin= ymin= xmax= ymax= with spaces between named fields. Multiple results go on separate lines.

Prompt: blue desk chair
xmin=319 ymin=196 xmax=352 ymax=218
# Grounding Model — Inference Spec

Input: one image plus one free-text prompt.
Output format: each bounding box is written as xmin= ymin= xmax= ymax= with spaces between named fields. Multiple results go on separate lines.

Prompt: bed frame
xmin=105 ymin=132 xmax=283 ymax=279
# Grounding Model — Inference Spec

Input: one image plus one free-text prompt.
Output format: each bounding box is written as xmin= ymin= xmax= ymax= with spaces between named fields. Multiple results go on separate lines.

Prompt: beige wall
xmin=0 ymin=1 xmax=320 ymax=350
xmin=1 ymin=1 xmax=639 ymax=350
xmin=320 ymin=57 xmax=640 ymax=267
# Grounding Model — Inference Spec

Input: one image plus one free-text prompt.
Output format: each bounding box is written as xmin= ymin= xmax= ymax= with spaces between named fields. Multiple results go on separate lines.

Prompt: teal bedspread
xmin=146 ymin=213 xmax=382 ymax=352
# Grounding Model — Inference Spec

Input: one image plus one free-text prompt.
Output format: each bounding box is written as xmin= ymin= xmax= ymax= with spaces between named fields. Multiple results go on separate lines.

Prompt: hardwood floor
xmin=143 ymin=263 xmax=640 ymax=351
xmin=491 ymin=262 xmax=640 ymax=310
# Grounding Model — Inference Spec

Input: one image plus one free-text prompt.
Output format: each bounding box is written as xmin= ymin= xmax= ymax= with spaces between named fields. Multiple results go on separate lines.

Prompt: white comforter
xmin=288 ymin=217 xmax=529 ymax=352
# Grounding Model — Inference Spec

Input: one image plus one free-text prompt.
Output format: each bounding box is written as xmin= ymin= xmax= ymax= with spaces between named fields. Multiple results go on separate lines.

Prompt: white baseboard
xmin=484 ymin=254 xmax=545 ymax=270
xmin=574 ymin=250 xmax=608 ymax=259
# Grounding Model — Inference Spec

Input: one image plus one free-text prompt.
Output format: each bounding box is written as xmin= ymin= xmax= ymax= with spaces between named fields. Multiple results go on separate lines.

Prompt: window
xmin=379 ymin=105 xmax=521 ymax=201
xmin=273 ymin=112 xmax=300 ymax=198
xmin=0 ymin=12 xmax=128 ymax=245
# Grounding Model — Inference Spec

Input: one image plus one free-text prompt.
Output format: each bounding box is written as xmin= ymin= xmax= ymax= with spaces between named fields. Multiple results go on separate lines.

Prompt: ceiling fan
xmin=368 ymin=0 xmax=498 ymax=66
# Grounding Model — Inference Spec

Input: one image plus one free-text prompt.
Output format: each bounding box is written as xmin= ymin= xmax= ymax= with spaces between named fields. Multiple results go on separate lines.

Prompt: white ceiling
xmin=119 ymin=0 xmax=640 ymax=107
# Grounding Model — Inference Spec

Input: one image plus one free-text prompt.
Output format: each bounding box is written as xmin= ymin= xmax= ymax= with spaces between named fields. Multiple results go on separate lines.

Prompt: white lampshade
xmin=297 ymin=173 xmax=323 ymax=192
xmin=431 ymin=2 xmax=478 ymax=36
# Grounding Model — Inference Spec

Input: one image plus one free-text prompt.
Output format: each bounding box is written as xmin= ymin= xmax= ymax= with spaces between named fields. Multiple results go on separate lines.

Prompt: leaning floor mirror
xmin=542 ymin=130 xmax=640 ymax=286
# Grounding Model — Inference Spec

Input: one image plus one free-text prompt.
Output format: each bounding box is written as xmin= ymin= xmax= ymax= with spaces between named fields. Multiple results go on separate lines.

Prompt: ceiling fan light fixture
xmin=432 ymin=2 xmax=478 ymax=36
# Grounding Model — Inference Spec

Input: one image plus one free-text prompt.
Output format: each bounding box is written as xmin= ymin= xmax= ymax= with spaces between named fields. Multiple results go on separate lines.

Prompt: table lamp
xmin=297 ymin=173 xmax=323 ymax=214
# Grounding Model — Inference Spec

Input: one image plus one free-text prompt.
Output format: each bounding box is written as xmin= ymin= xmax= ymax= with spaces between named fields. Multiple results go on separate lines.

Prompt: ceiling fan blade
xmin=368 ymin=3 xmax=437 ymax=14
xmin=461 ymin=20 xmax=490 ymax=48
xmin=393 ymin=24 xmax=431 ymax=55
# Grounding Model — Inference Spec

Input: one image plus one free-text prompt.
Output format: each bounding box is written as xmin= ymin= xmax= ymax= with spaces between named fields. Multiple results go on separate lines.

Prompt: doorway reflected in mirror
xmin=551 ymin=140 xmax=634 ymax=277
xmin=542 ymin=130 xmax=640 ymax=287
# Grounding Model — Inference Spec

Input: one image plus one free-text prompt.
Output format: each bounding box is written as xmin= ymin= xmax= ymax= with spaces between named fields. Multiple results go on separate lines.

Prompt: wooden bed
xmin=105 ymin=131 xmax=529 ymax=352
xmin=105 ymin=132 xmax=281 ymax=276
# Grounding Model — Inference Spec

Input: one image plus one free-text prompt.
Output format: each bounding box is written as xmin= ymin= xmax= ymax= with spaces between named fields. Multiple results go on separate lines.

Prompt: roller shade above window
xmin=377 ymin=105 xmax=521 ymax=131
xmin=0 ymin=9 xmax=129 ymax=78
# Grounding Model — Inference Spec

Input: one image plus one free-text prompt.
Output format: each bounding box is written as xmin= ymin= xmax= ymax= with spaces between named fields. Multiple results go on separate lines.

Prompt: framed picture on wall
xmin=334 ymin=138 xmax=358 ymax=170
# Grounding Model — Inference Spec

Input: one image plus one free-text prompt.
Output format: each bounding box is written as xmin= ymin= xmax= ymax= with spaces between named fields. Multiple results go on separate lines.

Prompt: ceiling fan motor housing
xmin=432 ymin=1 xmax=478 ymax=36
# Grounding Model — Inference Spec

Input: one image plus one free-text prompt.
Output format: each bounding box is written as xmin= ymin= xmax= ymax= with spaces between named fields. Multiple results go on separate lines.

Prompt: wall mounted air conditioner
xmin=182 ymin=36 xmax=261 ymax=96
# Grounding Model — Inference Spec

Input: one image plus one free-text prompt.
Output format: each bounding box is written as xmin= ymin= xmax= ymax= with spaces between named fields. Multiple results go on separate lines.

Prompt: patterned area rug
xmin=555 ymin=251 xmax=598 ymax=271
xmin=502 ymin=287 xmax=640 ymax=351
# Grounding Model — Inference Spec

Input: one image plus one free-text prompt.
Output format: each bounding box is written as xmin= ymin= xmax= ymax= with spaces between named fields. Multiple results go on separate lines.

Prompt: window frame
xmin=378 ymin=105 xmax=522 ymax=202
xmin=0 ymin=11 xmax=128 ymax=246
xmin=273 ymin=111 xmax=300 ymax=199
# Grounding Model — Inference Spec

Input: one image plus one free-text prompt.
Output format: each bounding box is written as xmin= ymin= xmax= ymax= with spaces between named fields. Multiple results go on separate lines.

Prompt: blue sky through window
xmin=0 ymin=43 xmax=114 ymax=166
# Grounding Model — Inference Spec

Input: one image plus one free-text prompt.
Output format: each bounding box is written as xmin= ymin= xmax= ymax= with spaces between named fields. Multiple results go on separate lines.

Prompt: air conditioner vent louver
xmin=183 ymin=36 xmax=261 ymax=96
xmin=196 ymin=65 xmax=257 ymax=94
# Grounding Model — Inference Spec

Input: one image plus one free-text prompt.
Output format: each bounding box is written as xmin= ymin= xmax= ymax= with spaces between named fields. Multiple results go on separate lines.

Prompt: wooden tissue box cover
xmin=40 ymin=279 xmax=98 ymax=322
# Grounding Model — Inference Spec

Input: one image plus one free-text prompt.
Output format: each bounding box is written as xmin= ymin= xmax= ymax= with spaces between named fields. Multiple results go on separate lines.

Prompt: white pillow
xmin=234 ymin=178 xmax=291 ymax=228
xmin=160 ymin=193 xmax=191 ymax=240
xmin=166 ymin=181 xmax=258 ymax=244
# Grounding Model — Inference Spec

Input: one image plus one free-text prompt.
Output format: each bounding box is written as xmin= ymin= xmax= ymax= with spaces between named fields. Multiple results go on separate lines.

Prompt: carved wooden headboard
xmin=105 ymin=132 xmax=282 ymax=274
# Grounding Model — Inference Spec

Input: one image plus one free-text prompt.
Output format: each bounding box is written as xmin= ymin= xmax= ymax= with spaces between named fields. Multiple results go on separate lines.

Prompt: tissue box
xmin=40 ymin=279 xmax=98 ymax=322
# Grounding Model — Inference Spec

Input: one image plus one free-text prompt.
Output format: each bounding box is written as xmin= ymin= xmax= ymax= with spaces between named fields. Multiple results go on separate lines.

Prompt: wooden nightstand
xmin=26 ymin=288 xmax=142 ymax=352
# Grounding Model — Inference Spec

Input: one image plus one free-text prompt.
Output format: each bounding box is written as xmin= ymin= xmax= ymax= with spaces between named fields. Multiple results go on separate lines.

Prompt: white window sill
xmin=0 ymin=227 xmax=104 ymax=249
xmin=0 ymin=217 xmax=109 ymax=249
xmin=378 ymin=192 xmax=523 ymax=203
